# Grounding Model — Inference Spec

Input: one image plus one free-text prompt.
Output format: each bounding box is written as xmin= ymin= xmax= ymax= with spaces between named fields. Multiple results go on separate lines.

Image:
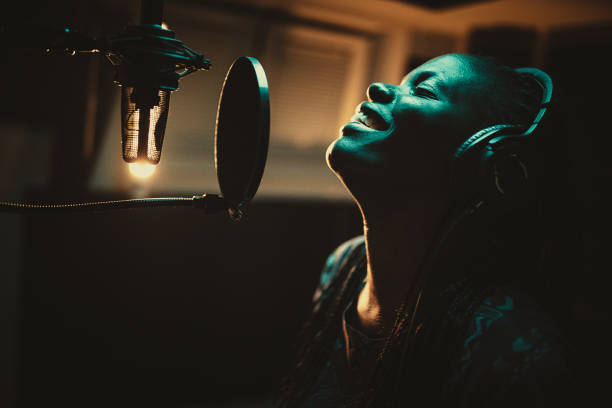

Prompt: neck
xmin=356 ymin=198 xmax=448 ymax=338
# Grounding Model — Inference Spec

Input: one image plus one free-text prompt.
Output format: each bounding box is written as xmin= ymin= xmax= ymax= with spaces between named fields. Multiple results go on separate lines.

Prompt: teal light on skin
xmin=324 ymin=54 xmax=508 ymax=338
xmin=326 ymin=54 xmax=497 ymax=217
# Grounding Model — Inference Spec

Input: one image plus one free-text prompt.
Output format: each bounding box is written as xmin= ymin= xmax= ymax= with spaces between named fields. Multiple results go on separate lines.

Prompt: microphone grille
xmin=121 ymin=86 xmax=170 ymax=164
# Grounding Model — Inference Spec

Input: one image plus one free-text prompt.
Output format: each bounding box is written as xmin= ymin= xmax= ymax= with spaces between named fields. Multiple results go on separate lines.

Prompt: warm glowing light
xmin=129 ymin=162 xmax=156 ymax=179
xmin=161 ymin=22 xmax=169 ymax=30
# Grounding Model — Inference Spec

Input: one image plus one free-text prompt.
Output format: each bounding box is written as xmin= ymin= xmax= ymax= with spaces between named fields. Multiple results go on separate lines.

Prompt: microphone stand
xmin=0 ymin=195 xmax=233 ymax=216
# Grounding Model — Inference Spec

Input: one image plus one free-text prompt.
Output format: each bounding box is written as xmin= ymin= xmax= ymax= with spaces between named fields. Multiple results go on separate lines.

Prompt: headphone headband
xmin=514 ymin=67 xmax=553 ymax=137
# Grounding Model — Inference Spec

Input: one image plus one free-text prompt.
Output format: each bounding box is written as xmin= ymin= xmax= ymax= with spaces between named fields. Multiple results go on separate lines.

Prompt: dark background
xmin=1 ymin=0 xmax=611 ymax=406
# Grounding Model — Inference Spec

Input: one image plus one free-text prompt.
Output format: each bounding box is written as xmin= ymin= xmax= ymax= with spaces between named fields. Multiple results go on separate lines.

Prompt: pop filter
xmin=215 ymin=56 xmax=269 ymax=218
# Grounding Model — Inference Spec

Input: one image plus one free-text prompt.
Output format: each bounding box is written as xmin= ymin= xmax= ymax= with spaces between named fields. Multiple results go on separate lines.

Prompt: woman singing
xmin=278 ymin=54 xmax=576 ymax=407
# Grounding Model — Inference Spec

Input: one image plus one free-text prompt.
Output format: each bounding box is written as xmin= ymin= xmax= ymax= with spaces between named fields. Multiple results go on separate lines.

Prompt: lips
xmin=348 ymin=102 xmax=389 ymax=131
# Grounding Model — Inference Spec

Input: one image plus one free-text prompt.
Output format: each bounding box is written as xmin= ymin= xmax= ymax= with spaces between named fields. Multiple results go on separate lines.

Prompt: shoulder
xmin=312 ymin=235 xmax=365 ymax=305
xmin=448 ymin=286 xmax=576 ymax=406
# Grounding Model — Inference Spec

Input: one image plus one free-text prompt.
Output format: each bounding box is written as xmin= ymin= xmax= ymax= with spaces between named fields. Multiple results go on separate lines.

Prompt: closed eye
xmin=414 ymin=85 xmax=438 ymax=100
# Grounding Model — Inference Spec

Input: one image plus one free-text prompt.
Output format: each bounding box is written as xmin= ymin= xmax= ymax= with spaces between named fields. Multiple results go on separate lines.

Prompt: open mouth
xmin=352 ymin=112 xmax=379 ymax=129
xmin=349 ymin=103 xmax=388 ymax=131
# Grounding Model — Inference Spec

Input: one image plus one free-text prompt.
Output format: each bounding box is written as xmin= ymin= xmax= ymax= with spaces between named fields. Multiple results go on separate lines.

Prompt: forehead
xmin=401 ymin=54 xmax=488 ymax=104
xmin=400 ymin=54 xmax=479 ymax=87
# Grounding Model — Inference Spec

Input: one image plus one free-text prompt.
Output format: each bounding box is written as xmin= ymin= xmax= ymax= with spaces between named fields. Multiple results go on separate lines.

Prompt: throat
xmin=357 ymin=201 xmax=448 ymax=338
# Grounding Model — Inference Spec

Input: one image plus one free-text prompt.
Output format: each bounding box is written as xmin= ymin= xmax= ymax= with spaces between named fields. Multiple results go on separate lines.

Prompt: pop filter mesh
xmin=215 ymin=57 xmax=269 ymax=209
xmin=121 ymin=86 xmax=170 ymax=164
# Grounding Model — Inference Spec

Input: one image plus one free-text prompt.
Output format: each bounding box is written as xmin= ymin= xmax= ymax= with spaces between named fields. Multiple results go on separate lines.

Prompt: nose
xmin=367 ymin=82 xmax=394 ymax=103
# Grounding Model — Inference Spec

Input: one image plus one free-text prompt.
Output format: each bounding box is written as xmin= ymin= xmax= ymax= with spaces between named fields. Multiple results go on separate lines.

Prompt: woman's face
xmin=327 ymin=54 xmax=494 ymax=205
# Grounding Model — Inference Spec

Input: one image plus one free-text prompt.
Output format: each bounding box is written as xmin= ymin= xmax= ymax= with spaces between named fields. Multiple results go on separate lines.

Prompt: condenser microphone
xmin=109 ymin=1 xmax=210 ymax=164
xmin=112 ymin=24 xmax=189 ymax=165
xmin=0 ymin=0 xmax=210 ymax=165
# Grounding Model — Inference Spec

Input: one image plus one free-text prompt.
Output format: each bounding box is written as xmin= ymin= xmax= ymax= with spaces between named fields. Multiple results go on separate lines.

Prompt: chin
xmin=325 ymin=137 xmax=357 ymax=178
xmin=325 ymin=140 xmax=334 ymax=168
xmin=327 ymin=134 xmax=381 ymax=175
xmin=325 ymin=139 xmax=341 ymax=172
xmin=326 ymin=137 xmax=375 ymax=199
xmin=325 ymin=138 xmax=354 ymax=192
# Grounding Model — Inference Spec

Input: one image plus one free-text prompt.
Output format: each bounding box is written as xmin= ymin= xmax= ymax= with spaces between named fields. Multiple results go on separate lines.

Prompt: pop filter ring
xmin=214 ymin=56 xmax=270 ymax=220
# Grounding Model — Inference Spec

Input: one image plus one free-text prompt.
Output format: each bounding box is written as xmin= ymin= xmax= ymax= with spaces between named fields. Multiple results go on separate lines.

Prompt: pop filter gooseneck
xmin=0 ymin=57 xmax=270 ymax=220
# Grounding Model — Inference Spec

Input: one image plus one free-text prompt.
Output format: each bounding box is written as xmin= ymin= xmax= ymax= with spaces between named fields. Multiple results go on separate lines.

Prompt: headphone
xmin=450 ymin=67 xmax=553 ymax=205
xmin=389 ymin=68 xmax=555 ymax=399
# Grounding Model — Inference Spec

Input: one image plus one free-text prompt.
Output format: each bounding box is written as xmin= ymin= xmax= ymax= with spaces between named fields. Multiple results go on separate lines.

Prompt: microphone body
xmin=113 ymin=24 xmax=178 ymax=164
xmin=108 ymin=23 xmax=209 ymax=164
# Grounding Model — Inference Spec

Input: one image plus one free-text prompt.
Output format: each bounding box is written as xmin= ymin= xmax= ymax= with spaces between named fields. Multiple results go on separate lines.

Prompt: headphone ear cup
xmin=451 ymin=124 xmax=523 ymax=204
xmin=481 ymin=136 xmax=530 ymax=198
xmin=453 ymin=124 xmax=516 ymax=162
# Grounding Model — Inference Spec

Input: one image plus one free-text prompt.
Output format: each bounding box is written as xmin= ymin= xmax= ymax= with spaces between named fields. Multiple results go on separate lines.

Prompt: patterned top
xmin=299 ymin=236 xmax=576 ymax=407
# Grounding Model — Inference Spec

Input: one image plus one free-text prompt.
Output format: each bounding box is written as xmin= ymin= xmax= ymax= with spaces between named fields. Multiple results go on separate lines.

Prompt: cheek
xmin=393 ymin=100 xmax=458 ymax=142
xmin=386 ymin=105 xmax=462 ymax=179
